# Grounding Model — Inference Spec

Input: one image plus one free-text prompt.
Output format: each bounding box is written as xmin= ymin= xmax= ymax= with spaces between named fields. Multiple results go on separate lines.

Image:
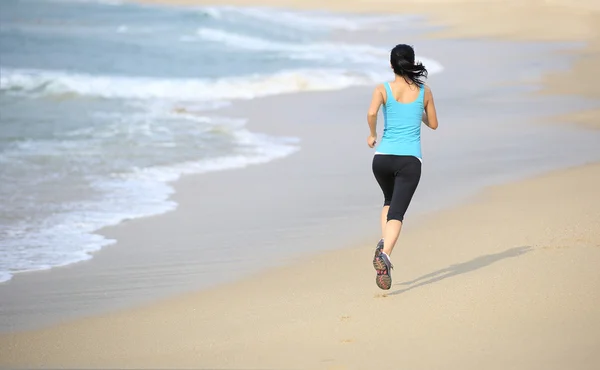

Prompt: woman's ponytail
xmin=390 ymin=44 xmax=428 ymax=86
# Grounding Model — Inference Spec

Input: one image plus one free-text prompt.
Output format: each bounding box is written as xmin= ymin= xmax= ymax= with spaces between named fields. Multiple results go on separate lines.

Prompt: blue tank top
xmin=375 ymin=82 xmax=425 ymax=160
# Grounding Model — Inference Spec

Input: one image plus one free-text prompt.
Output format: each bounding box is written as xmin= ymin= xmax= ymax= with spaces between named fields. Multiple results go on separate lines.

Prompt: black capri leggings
xmin=372 ymin=154 xmax=422 ymax=222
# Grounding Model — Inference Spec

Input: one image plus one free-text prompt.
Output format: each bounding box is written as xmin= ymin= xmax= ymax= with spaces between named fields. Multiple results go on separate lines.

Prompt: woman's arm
xmin=367 ymin=85 xmax=385 ymax=147
xmin=423 ymin=86 xmax=438 ymax=130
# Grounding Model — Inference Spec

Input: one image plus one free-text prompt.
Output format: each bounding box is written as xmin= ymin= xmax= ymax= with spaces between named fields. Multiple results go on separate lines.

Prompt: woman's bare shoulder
xmin=422 ymin=84 xmax=433 ymax=96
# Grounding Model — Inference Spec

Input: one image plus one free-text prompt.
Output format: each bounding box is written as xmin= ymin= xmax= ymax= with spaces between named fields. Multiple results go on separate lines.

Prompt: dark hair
xmin=390 ymin=44 xmax=428 ymax=86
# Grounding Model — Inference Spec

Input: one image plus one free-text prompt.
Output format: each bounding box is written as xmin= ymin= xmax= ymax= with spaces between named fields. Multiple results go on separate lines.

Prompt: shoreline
xmin=2 ymin=0 xmax=597 ymax=287
xmin=0 ymin=4 xmax=441 ymax=286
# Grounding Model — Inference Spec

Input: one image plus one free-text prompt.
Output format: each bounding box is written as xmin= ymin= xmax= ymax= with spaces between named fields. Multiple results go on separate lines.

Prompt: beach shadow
xmin=389 ymin=246 xmax=533 ymax=296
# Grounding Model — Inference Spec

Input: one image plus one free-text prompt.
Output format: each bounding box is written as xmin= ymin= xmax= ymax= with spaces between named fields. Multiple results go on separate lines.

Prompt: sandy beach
xmin=1 ymin=0 xmax=599 ymax=368
xmin=2 ymin=163 xmax=599 ymax=368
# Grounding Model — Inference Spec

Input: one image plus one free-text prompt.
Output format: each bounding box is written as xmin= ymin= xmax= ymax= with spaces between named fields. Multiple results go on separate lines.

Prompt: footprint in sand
xmin=326 ymin=365 xmax=347 ymax=370
xmin=541 ymin=245 xmax=571 ymax=250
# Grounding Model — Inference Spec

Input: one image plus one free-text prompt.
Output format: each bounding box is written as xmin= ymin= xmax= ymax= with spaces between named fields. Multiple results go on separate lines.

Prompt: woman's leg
xmin=382 ymin=158 xmax=422 ymax=256
xmin=383 ymin=220 xmax=403 ymax=256
xmin=373 ymin=157 xmax=421 ymax=290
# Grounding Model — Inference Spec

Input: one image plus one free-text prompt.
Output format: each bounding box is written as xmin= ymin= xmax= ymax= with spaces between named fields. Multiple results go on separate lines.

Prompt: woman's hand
xmin=367 ymin=135 xmax=377 ymax=148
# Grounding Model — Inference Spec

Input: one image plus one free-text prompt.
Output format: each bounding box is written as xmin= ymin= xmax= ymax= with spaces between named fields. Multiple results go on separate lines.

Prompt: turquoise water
xmin=0 ymin=0 xmax=443 ymax=283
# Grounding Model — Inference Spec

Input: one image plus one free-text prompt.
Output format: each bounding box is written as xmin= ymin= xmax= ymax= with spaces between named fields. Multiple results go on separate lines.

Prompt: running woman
xmin=367 ymin=44 xmax=439 ymax=290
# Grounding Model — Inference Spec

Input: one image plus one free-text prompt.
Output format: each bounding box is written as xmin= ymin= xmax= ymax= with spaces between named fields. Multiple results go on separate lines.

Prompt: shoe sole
xmin=376 ymin=274 xmax=392 ymax=290
xmin=373 ymin=254 xmax=386 ymax=270
xmin=373 ymin=255 xmax=392 ymax=290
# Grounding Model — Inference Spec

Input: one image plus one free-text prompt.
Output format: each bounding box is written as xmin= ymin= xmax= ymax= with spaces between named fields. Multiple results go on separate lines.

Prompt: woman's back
xmin=385 ymin=80 xmax=422 ymax=104
xmin=377 ymin=81 xmax=425 ymax=159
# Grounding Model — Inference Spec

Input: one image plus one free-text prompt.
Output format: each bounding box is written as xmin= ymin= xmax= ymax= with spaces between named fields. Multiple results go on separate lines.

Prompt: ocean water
xmin=0 ymin=0 xmax=443 ymax=283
